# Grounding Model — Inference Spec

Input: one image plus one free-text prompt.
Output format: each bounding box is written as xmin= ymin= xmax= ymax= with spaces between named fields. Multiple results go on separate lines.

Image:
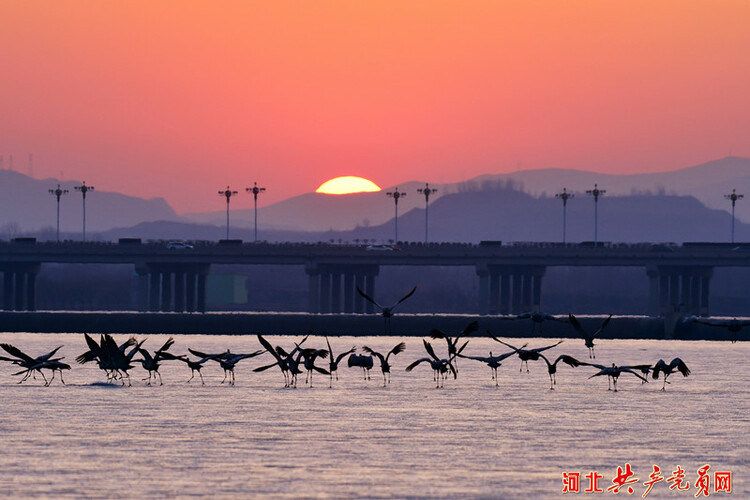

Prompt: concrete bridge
xmin=0 ymin=239 xmax=748 ymax=316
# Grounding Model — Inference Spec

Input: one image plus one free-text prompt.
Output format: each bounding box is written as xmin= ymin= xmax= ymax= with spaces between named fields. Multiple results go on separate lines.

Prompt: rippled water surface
xmin=0 ymin=333 xmax=747 ymax=498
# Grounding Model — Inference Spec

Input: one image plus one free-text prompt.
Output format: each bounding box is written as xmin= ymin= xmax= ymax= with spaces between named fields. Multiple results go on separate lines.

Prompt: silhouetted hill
xmin=91 ymin=184 xmax=749 ymax=244
xmin=0 ymin=170 xmax=181 ymax=235
xmin=183 ymin=156 xmax=750 ymax=232
xmin=183 ymin=180 xmax=448 ymax=232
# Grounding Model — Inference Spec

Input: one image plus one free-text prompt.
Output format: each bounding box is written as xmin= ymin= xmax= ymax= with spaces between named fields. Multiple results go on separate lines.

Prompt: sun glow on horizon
xmin=316 ymin=176 xmax=381 ymax=195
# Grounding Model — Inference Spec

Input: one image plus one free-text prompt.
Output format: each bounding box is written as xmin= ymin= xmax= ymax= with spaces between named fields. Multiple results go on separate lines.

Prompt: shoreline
xmin=0 ymin=311 xmax=734 ymax=340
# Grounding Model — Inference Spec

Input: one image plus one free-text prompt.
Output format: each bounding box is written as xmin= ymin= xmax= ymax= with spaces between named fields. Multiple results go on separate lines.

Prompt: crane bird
xmin=488 ymin=335 xmax=563 ymax=373
xmin=583 ymin=362 xmax=649 ymax=392
xmin=0 ymin=343 xmax=65 ymax=385
xmin=690 ymin=316 xmax=750 ymax=343
xmin=254 ymin=334 xmax=309 ymax=387
xmin=297 ymin=347 xmax=329 ymax=387
xmin=188 ymin=348 xmax=264 ymax=385
xmin=457 ymin=343 xmax=528 ymax=386
xmin=76 ymin=334 xmax=143 ymax=385
xmin=137 ymin=337 xmax=176 ymax=385
xmin=347 ymin=353 xmax=374 ymax=380
xmin=497 ymin=311 xmax=565 ymax=334
xmin=356 ymin=285 xmax=417 ymax=334
xmin=15 ymin=359 xmax=72 ymax=386
xmin=362 ymin=341 xmax=406 ymax=385
xmin=324 ymin=336 xmax=355 ymax=387
xmin=568 ymin=314 xmax=612 ymax=359
xmin=652 ymin=358 xmax=690 ymax=391
xmin=405 ymin=340 xmax=457 ymax=388
xmin=158 ymin=351 xmax=214 ymax=385
xmin=537 ymin=353 xmax=583 ymax=390
xmin=430 ymin=320 xmax=477 ymax=373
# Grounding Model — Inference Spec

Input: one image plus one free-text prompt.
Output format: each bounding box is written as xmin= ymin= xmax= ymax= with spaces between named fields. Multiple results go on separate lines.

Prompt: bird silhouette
xmin=430 ymin=320 xmax=477 ymax=373
xmin=652 ymin=358 xmax=690 ymax=390
xmin=324 ymin=336 xmax=355 ymax=387
xmin=362 ymin=342 xmax=406 ymax=385
xmin=488 ymin=335 xmax=563 ymax=373
xmin=568 ymin=314 xmax=612 ymax=359
xmin=583 ymin=362 xmax=649 ymax=391
xmin=457 ymin=343 xmax=528 ymax=387
xmin=76 ymin=334 xmax=143 ymax=385
xmin=690 ymin=316 xmax=750 ymax=343
xmin=188 ymin=348 xmax=264 ymax=385
xmin=347 ymin=353 xmax=374 ymax=380
xmin=158 ymin=351 xmax=214 ymax=385
xmin=17 ymin=359 xmax=71 ymax=386
xmin=498 ymin=311 xmax=565 ymax=334
xmin=537 ymin=353 xmax=582 ymax=390
xmin=137 ymin=337 xmax=176 ymax=385
xmin=254 ymin=334 xmax=309 ymax=387
xmin=356 ymin=286 xmax=417 ymax=334
xmin=0 ymin=343 xmax=65 ymax=385
xmin=298 ymin=347 xmax=329 ymax=387
xmin=405 ymin=340 xmax=457 ymax=388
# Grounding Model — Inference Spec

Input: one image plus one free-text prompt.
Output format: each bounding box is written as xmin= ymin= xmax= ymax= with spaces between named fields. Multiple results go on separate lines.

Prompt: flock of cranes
xmin=0 ymin=315 xmax=691 ymax=392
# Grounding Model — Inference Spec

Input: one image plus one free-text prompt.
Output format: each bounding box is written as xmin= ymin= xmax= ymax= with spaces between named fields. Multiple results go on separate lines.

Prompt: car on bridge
xmin=167 ymin=241 xmax=194 ymax=250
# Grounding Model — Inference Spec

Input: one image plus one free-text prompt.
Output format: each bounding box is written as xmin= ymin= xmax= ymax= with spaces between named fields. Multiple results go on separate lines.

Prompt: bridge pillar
xmin=364 ymin=272 xmax=376 ymax=314
xmin=319 ymin=272 xmax=331 ymax=313
xmin=160 ymin=272 xmax=172 ymax=312
xmin=307 ymin=272 xmax=320 ymax=313
xmin=13 ymin=272 xmax=24 ymax=310
xmin=488 ymin=272 xmax=499 ymax=315
xmin=0 ymin=264 xmax=40 ymax=311
xmin=500 ymin=274 xmax=511 ymax=314
xmin=26 ymin=272 xmax=37 ymax=311
xmin=476 ymin=266 xmax=489 ymax=315
xmin=647 ymin=265 xmax=713 ymax=317
xmin=135 ymin=268 xmax=149 ymax=312
xmin=3 ymin=272 xmax=13 ymax=310
xmin=700 ymin=271 xmax=712 ymax=315
xmin=511 ymin=273 xmax=523 ymax=314
xmin=174 ymin=271 xmax=185 ymax=312
xmin=144 ymin=263 xmax=210 ymax=313
xmin=197 ymin=273 xmax=207 ymax=313
xmin=330 ymin=272 xmax=342 ymax=313
xmin=186 ymin=272 xmax=197 ymax=312
xmin=343 ymin=272 xmax=354 ymax=313
xmin=354 ymin=272 xmax=365 ymax=313
xmin=149 ymin=272 xmax=160 ymax=311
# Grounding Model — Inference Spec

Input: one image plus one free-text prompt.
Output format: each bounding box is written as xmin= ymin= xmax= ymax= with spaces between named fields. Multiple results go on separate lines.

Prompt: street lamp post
xmin=245 ymin=182 xmax=266 ymax=242
xmin=73 ymin=181 xmax=94 ymax=242
xmin=585 ymin=184 xmax=605 ymax=245
xmin=555 ymin=188 xmax=574 ymax=243
xmin=386 ymin=188 xmax=406 ymax=243
xmin=725 ymin=189 xmax=744 ymax=243
xmin=417 ymin=183 xmax=437 ymax=244
xmin=218 ymin=186 xmax=238 ymax=239
xmin=49 ymin=184 xmax=69 ymax=242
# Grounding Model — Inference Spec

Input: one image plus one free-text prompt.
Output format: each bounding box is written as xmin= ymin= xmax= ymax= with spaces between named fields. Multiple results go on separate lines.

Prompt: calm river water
xmin=0 ymin=333 xmax=746 ymax=498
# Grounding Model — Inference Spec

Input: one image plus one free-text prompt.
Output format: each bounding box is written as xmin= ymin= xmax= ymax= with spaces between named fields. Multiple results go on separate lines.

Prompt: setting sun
xmin=316 ymin=176 xmax=381 ymax=195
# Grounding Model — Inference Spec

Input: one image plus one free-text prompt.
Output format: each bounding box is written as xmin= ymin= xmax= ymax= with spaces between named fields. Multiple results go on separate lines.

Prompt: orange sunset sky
xmin=1 ymin=1 xmax=749 ymax=213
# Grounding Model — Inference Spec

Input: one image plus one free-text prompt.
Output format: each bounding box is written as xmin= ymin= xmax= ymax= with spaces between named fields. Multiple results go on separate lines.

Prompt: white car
xmin=167 ymin=241 xmax=194 ymax=250
xmin=366 ymin=244 xmax=396 ymax=251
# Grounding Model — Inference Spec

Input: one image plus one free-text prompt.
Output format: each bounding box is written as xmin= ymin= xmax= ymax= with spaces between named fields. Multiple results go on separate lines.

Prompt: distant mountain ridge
xmin=0 ymin=170 xmax=182 ymax=234
xmin=2 ymin=156 xmax=750 ymax=238
xmin=184 ymin=156 xmax=750 ymax=232
xmin=89 ymin=184 xmax=750 ymax=245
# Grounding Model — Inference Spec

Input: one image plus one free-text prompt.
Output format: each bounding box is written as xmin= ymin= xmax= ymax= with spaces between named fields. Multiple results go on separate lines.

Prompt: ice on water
xmin=0 ymin=333 xmax=747 ymax=498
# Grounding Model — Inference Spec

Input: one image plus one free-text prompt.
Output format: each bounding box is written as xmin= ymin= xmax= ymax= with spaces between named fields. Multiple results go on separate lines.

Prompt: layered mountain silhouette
xmin=0 ymin=170 xmax=181 ymax=234
xmin=183 ymin=156 xmax=750 ymax=232
xmin=2 ymin=156 xmax=750 ymax=243
xmin=88 ymin=183 xmax=748 ymax=244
